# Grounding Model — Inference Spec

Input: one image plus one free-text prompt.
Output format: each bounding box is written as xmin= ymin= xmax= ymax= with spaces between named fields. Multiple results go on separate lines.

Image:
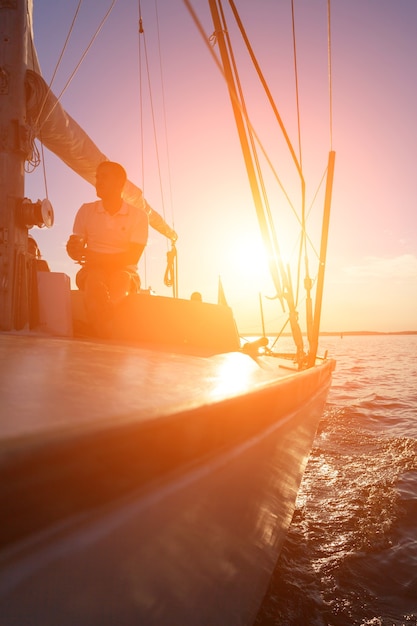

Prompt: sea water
xmin=256 ymin=334 xmax=417 ymax=626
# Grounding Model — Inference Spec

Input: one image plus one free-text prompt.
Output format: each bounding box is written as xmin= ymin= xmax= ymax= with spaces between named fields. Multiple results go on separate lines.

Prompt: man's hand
xmin=66 ymin=235 xmax=86 ymax=262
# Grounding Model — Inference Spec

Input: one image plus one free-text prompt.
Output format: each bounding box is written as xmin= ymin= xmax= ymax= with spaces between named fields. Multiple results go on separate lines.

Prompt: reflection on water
xmin=256 ymin=335 xmax=417 ymax=626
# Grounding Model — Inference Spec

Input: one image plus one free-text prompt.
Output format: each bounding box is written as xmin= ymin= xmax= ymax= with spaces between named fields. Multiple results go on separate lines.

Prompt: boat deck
xmin=1 ymin=332 xmax=320 ymax=545
xmin=0 ymin=332 xmax=297 ymax=443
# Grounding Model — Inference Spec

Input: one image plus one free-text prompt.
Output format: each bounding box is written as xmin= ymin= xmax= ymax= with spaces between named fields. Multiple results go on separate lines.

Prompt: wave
xmin=256 ymin=404 xmax=417 ymax=625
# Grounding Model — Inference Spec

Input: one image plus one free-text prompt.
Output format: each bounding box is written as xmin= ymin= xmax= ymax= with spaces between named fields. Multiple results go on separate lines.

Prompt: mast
xmin=307 ymin=150 xmax=335 ymax=366
xmin=0 ymin=0 xmax=29 ymax=330
xmin=0 ymin=0 xmax=51 ymax=331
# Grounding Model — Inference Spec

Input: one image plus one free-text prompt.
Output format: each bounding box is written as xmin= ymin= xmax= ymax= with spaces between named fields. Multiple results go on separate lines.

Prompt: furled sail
xmin=24 ymin=69 xmax=177 ymax=242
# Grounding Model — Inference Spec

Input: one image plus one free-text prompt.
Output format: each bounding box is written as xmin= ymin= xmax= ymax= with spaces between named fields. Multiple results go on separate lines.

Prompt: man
xmin=66 ymin=161 xmax=148 ymax=337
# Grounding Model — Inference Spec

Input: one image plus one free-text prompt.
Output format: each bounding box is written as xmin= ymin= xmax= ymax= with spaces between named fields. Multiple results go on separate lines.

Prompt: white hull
xmin=0 ymin=332 xmax=333 ymax=625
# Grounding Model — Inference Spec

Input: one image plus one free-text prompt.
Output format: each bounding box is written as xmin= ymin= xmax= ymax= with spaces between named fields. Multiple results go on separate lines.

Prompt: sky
xmin=27 ymin=0 xmax=417 ymax=334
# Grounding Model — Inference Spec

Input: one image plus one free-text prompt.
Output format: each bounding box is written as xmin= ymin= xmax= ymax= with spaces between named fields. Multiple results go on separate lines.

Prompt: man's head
xmin=95 ymin=161 xmax=127 ymax=199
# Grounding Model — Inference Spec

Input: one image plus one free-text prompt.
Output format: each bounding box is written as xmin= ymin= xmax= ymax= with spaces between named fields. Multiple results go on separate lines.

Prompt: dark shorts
xmin=76 ymin=265 xmax=141 ymax=293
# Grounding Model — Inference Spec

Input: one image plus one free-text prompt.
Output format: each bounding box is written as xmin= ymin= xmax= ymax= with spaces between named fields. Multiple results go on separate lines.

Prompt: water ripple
xmin=256 ymin=335 xmax=417 ymax=626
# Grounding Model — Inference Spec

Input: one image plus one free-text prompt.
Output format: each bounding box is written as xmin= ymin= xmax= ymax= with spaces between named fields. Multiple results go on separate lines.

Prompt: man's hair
xmin=97 ymin=161 xmax=127 ymax=187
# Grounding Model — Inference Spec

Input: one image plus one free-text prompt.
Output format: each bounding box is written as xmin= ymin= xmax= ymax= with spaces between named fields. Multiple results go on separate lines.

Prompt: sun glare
xmin=226 ymin=232 xmax=269 ymax=281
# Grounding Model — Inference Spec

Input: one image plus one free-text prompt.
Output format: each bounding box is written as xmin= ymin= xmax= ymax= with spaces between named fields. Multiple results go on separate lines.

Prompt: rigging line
xmin=138 ymin=8 xmax=168 ymax=228
xmin=290 ymin=0 xmax=307 ymax=308
xmin=287 ymin=169 xmax=327 ymax=266
xmin=228 ymin=0 xmax=303 ymax=183
xmin=285 ymin=168 xmax=329 ymax=267
xmin=183 ymin=0 xmax=301 ymax=228
xmin=305 ymin=166 xmax=328 ymax=260
xmin=228 ymin=0 xmax=305 ymax=306
xmin=297 ymin=2 xmax=336 ymax=276
xmin=34 ymin=0 xmax=83 ymax=129
xmin=269 ymin=317 xmax=290 ymax=351
xmin=327 ymin=0 xmax=334 ymax=150
xmin=217 ymin=4 xmax=282 ymax=262
xmin=208 ymin=3 xmax=283 ymax=308
xmin=212 ymin=0 xmax=284 ymax=304
xmin=293 ymin=2 xmax=335 ymax=295
xmin=229 ymin=0 xmax=305 ymax=308
xmin=25 ymin=5 xmax=42 ymax=174
xmin=213 ymin=0 xmax=306 ymax=362
xmin=183 ymin=0 xmax=309 ymax=320
xmin=30 ymin=1 xmax=83 ymax=190
xmin=155 ymin=0 xmax=176 ymax=236
xmin=229 ymin=0 xmax=324 ymax=258
xmin=225 ymin=2 xmax=303 ymax=223
xmin=138 ymin=1 xmax=145 ymax=193
xmin=38 ymin=0 xmax=118 ymax=131
xmin=290 ymin=0 xmax=303 ymax=173
xmin=137 ymin=0 xmax=147 ymax=287
xmin=39 ymin=142 xmax=49 ymax=200
xmin=218 ymin=1 xmax=293 ymax=305
xmin=138 ymin=1 xmax=177 ymax=296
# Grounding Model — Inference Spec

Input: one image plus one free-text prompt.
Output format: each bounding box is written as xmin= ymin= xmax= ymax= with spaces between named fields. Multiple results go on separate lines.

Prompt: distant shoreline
xmin=243 ymin=330 xmax=417 ymax=337
xmin=321 ymin=330 xmax=417 ymax=336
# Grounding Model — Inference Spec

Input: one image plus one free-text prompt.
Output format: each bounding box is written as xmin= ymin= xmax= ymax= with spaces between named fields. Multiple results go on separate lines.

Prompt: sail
xmin=24 ymin=70 xmax=177 ymax=242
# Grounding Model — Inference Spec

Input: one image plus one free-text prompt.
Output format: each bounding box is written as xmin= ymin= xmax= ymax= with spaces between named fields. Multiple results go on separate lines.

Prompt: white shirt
xmin=73 ymin=200 xmax=148 ymax=255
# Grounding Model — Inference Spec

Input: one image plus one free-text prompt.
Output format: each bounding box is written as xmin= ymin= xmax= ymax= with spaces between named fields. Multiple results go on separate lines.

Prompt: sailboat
xmin=0 ymin=1 xmax=336 ymax=624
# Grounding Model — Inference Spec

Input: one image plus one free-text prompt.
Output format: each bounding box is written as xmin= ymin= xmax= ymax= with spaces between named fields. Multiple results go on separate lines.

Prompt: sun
xmin=225 ymin=231 xmax=271 ymax=284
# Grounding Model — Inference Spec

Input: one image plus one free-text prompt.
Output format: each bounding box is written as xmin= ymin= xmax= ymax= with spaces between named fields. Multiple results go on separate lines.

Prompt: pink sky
xmin=28 ymin=0 xmax=417 ymax=334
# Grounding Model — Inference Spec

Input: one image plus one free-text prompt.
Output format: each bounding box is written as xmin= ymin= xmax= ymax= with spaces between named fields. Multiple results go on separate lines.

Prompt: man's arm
xmin=85 ymin=243 xmax=145 ymax=270
xmin=124 ymin=242 xmax=145 ymax=266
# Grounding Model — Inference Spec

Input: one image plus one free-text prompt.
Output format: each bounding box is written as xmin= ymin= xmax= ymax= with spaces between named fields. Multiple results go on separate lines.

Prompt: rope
xmin=25 ymin=5 xmax=43 ymax=174
xmin=164 ymin=244 xmax=177 ymax=298
xmin=137 ymin=0 xmax=177 ymax=293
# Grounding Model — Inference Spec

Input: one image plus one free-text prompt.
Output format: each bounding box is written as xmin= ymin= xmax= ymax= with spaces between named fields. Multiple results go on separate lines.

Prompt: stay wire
xmin=137 ymin=0 xmax=147 ymax=286
xmin=28 ymin=0 xmax=84 ymax=198
xmin=138 ymin=1 xmax=177 ymax=296
xmin=327 ymin=0 xmax=334 ymax=150
xmin=290 ymin=0 xmax=306 ymax=308
xmin=155 ymin=0 xmax=176 ymax=238
xmin=28 ymin=0 xmax=117 ymax=207
xmin=37 ymin=0 xmax=118 ymax=131
xmin=154 ymin=0 xmax=178 ymax=296
xmin=137 ymin=5 xmax=167 ymax=228
xmin=34 ymin=0 xmax=83 ymax=129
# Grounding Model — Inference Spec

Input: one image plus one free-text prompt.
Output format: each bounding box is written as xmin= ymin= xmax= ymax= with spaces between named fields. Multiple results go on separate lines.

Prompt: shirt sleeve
xmin=73 ymin=204 xmax=88 ymax=239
